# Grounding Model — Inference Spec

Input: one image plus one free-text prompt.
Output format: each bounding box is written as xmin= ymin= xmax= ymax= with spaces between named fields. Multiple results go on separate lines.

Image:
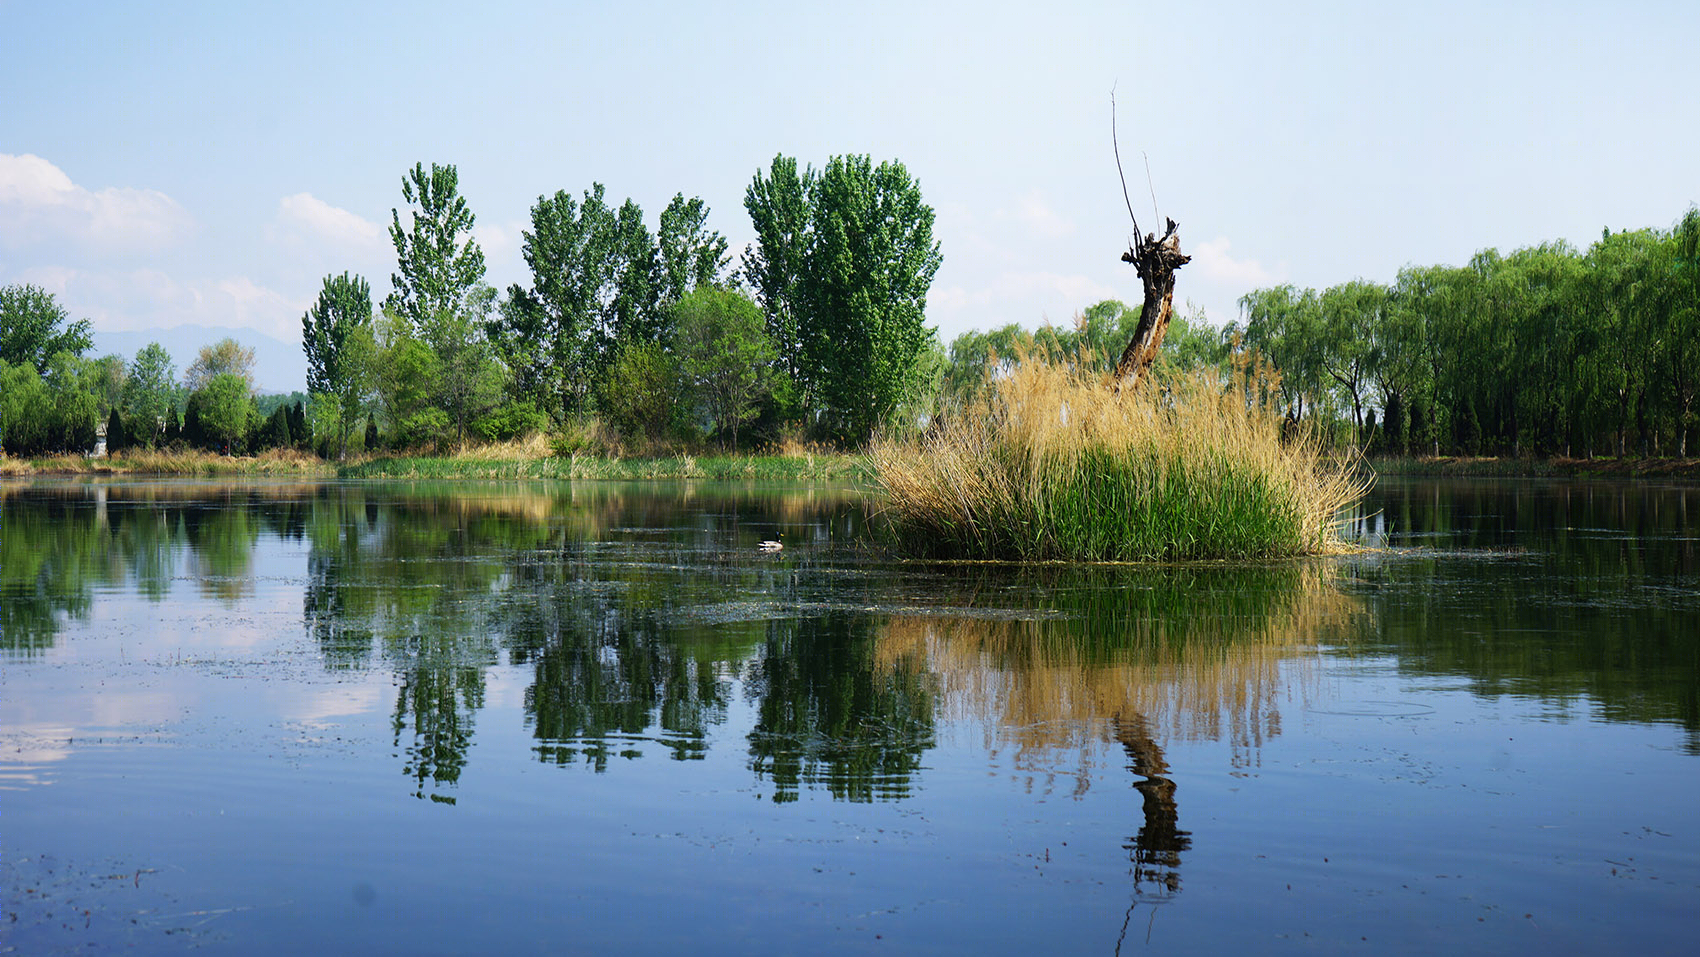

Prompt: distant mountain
xmin=89 ymin=324 xmax=307 ymax=395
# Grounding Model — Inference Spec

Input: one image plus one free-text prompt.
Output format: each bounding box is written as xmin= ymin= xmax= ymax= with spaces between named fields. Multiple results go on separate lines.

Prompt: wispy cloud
xmin=0 ymin=153 xmax=191 ymax=253
xmin=269 ymin=192 xmax=388 ymax=260
xmin=1190 ymin=236 xmax=1280 ymax=289
xmin=930 ymin=269 xmax=1120 ymax=327
xmin=46 ymin=266 xmax=300 ymax=341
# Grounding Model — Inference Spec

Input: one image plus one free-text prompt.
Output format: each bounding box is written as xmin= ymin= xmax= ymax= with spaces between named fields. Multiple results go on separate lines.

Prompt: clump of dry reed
xmin=871 ymin=349 xmax=1366 ymax=561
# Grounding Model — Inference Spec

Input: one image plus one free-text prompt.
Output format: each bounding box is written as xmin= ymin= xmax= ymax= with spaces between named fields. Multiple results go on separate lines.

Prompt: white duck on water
xmin=757 ymin=535 xmax=783 ymax=552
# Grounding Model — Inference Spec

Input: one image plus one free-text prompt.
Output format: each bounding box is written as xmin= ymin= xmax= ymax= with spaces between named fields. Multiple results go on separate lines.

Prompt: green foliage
xmin=494 ymin=184 xmax=617 ymax=423
xmin=1238 ymin=207 xmax=1700 ymax=458
xmin=303 ymin=271 xmax=375 ymax=459
xmin=742 ymin=155 xmax=815 ymax=385
xmin=1 ymin=284 xmax=91 ymax=373
xmin=1 ymin=360 xmax=50 ymax=454
xmin=375 ymin=313 xmax=450 ymax=449
xmin=600 ymin=340 xmax=679 ymax=444
xmin=192 ymin=373 xmax=254 ymax=451
xmin=259 ymin=405 xmax=292 ymax=450
xmin=472 ymin=399 xmax=548 ymax=443
xmin=657 ymin=193 xmax=730 ymax=304
xmin=672 ymin=287 xmax=777 ymax=449
xmin=424 ymin=286 xmax=506 ymax=447
xmin=387 ymin=162 xmax=486 ymax=333
xmin=184 ymin=337 xmax=255 ymax=393
xmin=493 ymin=185 xmax=727 ymax=427
xmin=120 ymin=343 xmax=177 ymax=447
xmin=743 ymin=153 xmax=943 ymax=443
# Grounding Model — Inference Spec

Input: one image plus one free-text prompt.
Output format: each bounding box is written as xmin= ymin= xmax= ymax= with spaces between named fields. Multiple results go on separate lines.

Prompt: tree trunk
xmin=1112 ymin=218 xmax=1191 ymax=394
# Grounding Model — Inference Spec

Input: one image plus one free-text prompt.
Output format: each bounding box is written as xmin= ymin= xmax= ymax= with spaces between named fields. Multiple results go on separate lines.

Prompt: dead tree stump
xmin=1112 ymin=217 xmax=1190 ymax=394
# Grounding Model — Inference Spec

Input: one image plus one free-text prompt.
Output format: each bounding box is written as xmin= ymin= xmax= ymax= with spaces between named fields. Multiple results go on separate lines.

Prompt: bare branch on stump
xmin=1109 ymin=93 xmax=1189 ymax=395
xmin=1112 ymin=218 xmax=1190 ymax=393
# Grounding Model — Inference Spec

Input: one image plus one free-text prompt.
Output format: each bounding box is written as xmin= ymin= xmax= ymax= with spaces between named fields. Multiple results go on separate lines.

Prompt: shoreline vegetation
xmin=0 ymin=439 xmax=870 ymax=482
xmin=4 ymin=445 xmax=1698 ymax=483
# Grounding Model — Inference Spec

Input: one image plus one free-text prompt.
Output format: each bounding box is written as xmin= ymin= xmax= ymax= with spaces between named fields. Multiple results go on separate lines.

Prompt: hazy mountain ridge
xmin=90 ymin=325 xmax=307 ymax=395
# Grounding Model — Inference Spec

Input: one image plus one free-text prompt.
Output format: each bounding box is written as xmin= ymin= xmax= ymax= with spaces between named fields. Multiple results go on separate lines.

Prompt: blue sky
xmin=5 ymin=1 xmax=1697 ymax=391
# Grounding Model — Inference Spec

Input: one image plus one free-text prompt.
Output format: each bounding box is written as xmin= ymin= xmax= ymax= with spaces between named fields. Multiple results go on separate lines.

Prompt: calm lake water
xmin=3 ymin=475 xmax=1696 ymax=955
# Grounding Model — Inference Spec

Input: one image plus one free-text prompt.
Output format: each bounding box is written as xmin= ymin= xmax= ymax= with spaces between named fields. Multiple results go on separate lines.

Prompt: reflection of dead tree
xmin=1115 ymin=713 xmax=1191 ymax=896
xmin=1110 ymin=93 xmax=1190 ymax=395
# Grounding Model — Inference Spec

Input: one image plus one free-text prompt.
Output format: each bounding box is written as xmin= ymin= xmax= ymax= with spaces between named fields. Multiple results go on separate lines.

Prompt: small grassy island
xmin=872 ymin=354 xmax=1367 ymax=562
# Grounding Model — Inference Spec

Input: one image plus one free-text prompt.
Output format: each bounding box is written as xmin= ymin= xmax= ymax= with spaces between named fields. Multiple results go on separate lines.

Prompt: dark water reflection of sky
xmin=2 ymin=476 xmax=1696 ymax=955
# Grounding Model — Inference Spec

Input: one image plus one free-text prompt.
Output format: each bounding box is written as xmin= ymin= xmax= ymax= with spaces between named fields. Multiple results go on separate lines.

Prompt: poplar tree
xmin=387 ymin=162 xmax=486 ymax=331
xmin=302 ymin=272 xmax=374 ymax=459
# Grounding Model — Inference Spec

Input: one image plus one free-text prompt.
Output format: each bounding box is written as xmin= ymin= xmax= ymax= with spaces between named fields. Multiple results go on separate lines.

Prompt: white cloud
xmin=1011 ymin=191 xmax=1074 ymax=240
xmin=0 ymin=153 xmax=191 ymax=253
xmin=1190 ymin=236 xmax=1280 ymax=288
xmin=48 ymin=266 xmax=301 ymax=342
xmin=270 ymin=191 xmax=388 ymax=260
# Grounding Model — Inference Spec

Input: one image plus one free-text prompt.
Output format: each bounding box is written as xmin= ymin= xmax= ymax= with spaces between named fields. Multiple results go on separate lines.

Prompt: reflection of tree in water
xmin=393 ymin=654 xmax=488 ymax=803
xmin=1 ymin=482 xmax=316 ymax=652
xmin=1 ymin=490 xmax=102 ymax=654
xmin=296 ymin=481 xmax=843 ymax=796
xmin=511 ymin=577 xmax=735 ymax=771
xmin=1115 ymin=714 xmax=1189 ymax=897
xmin=876 ymin=563 xmax=1365 ymax=898
xmin=300 ymin=485 xmax=532 ymax=800
xmin=746 ymin=611 xmax=936 ymax=803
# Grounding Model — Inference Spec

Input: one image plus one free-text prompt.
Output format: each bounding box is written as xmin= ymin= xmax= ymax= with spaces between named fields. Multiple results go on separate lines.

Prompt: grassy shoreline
xmin=1 ymin=447 xmax=868 ymax=482
xmin=6 ymin=447 xmax=1694 ymax=483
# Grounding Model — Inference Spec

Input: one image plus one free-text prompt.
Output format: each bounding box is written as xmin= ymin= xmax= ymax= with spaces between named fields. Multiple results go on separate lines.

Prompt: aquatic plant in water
xmin=871 ymin=350 xmax=1367 ymax=561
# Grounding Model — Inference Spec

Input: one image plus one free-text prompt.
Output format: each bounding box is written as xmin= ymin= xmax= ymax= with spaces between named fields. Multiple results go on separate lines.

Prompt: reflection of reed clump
xmin=874 ymin=564 xmax=1363 ymax=780
xmin=877 ymin=564 xmax=1361 ymax=896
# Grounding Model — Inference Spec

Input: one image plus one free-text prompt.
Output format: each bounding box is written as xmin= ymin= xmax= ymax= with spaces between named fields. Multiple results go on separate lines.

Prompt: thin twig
xmin=1142 ymin=151 xmax=1160 ymax=229
xmin=1110 ymin=88 xmax=1142 ymax=241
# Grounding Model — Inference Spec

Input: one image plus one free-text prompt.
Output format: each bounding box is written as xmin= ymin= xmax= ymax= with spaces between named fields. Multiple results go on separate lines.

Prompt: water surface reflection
xmin=4 ymin=476 xmax=1698 ymax=954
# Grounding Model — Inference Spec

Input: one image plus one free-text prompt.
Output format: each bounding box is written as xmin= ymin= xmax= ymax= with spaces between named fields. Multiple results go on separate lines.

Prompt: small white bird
xmin=758 ymin=537 xmax=783 ymax=552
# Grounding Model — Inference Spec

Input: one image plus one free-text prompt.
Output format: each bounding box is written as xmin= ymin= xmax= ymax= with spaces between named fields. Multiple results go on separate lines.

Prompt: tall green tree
xmin=494 ymin=185 xmax=617 ymax=424
xmin=192 ymin=372 xmax=253 ymax=452
xmin=425 ymin=285 xmax=506 ymax=447
xmin=387 ymin=162 xmax=486 ymax=332
xmin=742 ymin=155 xmax=817 ymax=385
xmin=1 ymin=284 xmax=91 ymax=374
xmin=748 ymin=154 xmax=942 ymax=443
xmin=657 ymin=193 xmax=730 ymax=304
xmin=1663 ymin=209 xmax=1700 ymax=454
xmin=1585 ymin=229 xmax=1663 ymax=455
xmin=120 ymin=343 xmax=178 ymax=447
xmin=605 ymin=198 xmax=662 ymax=347
xmin=1317 ymin=280 xmax=1386 ymax=442
xmin=303 ymin=272 xmax=375 ymax=459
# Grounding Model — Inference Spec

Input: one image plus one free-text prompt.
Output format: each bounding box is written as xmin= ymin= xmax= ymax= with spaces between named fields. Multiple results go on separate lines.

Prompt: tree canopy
xmin=303 ymin=272 xmax=375 ymax=459
xmin=743 ymin=153 xmax=943 ymax=442
xmin=387 ymin=162 xmax=486 ymax=332
xmin=2 ymin=284 xmax=91 ymax=374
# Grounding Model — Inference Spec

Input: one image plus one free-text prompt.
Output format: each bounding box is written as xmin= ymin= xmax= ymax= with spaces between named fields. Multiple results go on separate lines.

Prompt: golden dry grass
xmin=871 ymin=350 xmax=1368 ymax=560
